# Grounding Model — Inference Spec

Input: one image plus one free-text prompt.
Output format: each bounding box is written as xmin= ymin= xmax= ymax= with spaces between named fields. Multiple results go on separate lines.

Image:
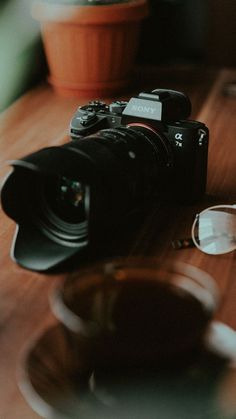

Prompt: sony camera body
xmin=1 ymin=89 xmax=209 ymax=272
xmin=70 ymin=89 xmax=209 ymax=203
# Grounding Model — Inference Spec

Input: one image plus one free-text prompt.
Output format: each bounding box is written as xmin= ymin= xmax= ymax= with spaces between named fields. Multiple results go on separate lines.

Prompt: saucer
xmin=19 ymin=321 xmax=236 ymax=419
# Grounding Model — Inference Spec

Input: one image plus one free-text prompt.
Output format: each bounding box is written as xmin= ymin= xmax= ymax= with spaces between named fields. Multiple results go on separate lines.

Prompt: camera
xmin=0 ymin=89 xmax=208 ymax=272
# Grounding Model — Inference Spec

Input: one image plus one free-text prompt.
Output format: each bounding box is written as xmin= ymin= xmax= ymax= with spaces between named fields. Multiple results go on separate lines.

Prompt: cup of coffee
xmin=51 ymin=257 xmax=219 ymax=367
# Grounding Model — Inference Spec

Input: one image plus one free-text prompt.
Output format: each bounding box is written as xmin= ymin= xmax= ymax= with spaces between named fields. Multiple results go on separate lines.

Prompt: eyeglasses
xmin=172 ymin=204 xmax=236 ymax=255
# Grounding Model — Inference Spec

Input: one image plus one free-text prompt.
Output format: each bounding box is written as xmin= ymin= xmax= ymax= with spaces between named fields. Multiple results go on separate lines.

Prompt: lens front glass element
xmin=32 ymin=175 xmax=90 ymax=244
xmin=45 ymin=176 xmax=87 ymax=224
xmin=192 ymin=205 xmax=236 ymax=255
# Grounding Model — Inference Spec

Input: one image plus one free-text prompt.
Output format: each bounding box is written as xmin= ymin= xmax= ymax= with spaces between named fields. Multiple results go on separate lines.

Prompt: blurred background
xmin=138 ymin=0 xmax=236 ymax=66
xmin=0 ymin=0 xmax=235 ymax=111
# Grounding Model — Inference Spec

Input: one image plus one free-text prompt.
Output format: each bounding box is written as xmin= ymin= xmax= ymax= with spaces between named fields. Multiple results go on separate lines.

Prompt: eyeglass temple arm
xmin=171 ymin=237 xmax=195 ymax=250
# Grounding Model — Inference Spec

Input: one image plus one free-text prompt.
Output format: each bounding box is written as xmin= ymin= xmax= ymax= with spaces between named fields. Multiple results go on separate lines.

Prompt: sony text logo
xmin=131 ymin=104 xmax=157 ymax=114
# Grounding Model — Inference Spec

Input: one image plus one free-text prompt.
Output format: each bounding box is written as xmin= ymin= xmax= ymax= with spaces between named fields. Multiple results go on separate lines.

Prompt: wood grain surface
xmin=0 ymin=66 xmax=236 ymax=418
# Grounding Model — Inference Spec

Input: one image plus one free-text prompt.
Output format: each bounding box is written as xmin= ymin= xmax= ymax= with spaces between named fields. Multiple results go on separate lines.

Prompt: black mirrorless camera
xmin=1 ymin=89 xmax=209 ymax=272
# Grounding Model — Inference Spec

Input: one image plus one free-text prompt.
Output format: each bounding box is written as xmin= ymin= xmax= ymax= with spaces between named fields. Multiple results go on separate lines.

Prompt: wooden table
xmin=0 ymin=66 xmax=236 ymax=418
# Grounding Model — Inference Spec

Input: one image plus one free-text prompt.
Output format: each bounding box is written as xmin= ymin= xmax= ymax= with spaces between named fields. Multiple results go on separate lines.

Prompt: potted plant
xmin=31 ymin=0 xmax=149 ymax=97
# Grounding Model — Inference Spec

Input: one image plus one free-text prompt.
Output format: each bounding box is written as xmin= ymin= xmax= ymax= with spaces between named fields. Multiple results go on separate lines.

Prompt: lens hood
xmin=0 ymin=146 xmax=101 ymax=272
xmin=11 ymin=224 xmax=82 ymax=272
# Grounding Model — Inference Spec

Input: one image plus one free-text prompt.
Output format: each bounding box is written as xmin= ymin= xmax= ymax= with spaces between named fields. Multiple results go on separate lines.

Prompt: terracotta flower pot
xmin=31 ymin=0 xmax=149 ymax=97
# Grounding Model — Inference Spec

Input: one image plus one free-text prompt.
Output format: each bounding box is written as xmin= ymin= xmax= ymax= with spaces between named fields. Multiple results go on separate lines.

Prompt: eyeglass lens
xmin=192 ymin=206 xmax=236 ymax=255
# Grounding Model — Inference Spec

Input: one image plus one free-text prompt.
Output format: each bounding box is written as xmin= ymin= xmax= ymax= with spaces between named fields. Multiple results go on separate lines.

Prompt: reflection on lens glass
xmin=43 ymin=176 xmax=88 ymax=225
xmin=60 ymin=177 xmax=84 ymax=209
xmin=192 ymin=206 xmax=236 ymax=255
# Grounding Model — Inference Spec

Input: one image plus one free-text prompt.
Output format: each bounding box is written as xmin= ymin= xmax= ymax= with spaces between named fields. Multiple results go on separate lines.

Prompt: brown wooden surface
xmin=0 ymin=66 xmax=236 ymax=418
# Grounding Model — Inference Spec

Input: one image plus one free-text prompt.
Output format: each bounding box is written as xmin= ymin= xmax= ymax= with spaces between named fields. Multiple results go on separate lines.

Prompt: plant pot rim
xmin=31 ymin=0 xmax=149 ymax=24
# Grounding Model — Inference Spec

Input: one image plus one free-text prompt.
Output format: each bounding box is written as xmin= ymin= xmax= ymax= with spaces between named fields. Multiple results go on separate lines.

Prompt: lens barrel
xmin=67 ymin=125 xmax=172 ymax=209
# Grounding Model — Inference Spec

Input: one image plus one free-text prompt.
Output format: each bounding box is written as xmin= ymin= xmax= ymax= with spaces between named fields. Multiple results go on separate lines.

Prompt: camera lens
xmin=1 ymin=124 xmax=172 ymax=270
